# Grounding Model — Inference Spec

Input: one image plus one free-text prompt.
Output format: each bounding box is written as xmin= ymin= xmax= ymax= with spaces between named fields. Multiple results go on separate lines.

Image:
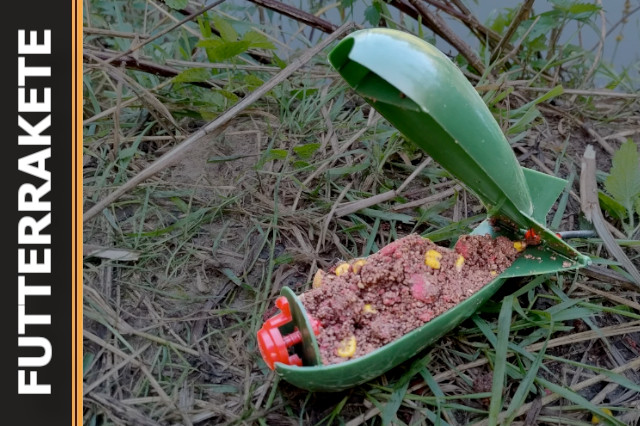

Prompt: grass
xmin=83 ymin=1 xmax=640 ymax=425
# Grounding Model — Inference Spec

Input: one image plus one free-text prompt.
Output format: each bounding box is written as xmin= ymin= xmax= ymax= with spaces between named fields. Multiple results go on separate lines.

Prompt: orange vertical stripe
xmin=73 ymin=0 xmax=83 ymax=424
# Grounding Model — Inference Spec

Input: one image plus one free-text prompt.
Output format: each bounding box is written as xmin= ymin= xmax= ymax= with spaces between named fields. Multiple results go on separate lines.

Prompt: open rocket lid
xmin=327 ymin=28 xmax=590 ymax=265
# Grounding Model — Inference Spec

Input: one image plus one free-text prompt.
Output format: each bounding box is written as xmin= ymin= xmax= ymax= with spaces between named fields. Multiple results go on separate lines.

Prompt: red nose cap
xmin=256 ymin=297 xmax=320 ymax=370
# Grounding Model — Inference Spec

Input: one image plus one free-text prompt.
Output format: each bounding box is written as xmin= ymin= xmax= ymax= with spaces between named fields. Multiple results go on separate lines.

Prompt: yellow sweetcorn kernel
xmin=513 ymin=241 xmax=526 ymax=252
xmin=352 ymin=259 xmax=366 ymax=274
xmin=425 ymin=250 xmax=442 ymax=269
xmin=425 ymin=257 xmax=441 ymax=269
xmin=591 ymin=408 xmax=613 ymax=424
xmin=337 ymin=335 xmax=357 ymax=358
xmin=312 ymin=270 xmax=324 ymax=289
xmin=426 ymin=250 xmax=442 ymax=260
xmin=490 ymin=270 xmax=497 ymax=276
xmin=362 ymin=304 xmax=377 ymax=314
xmin=335 ymin=263 xmax=350 ymax=276
xmin=455 ymin=255 xmax=465 ymax=272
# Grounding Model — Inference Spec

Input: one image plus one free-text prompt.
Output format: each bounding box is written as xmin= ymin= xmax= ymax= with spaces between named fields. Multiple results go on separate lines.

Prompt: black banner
xmin=5 ymin=1 xmax=80 ymax=424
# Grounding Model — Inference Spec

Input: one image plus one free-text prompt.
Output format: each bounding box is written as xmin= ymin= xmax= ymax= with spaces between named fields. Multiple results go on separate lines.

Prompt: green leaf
xmin=163 ymin=0 xmax=188 ymax=10
xmin=272 ymin=52 xmax=287 ymax=69
xmin=83 ymin=352 xmax=95 ymax=376
xmin=507 ymin=106 xmax=540 ymax=135
xmin=198 ymin=90 xmax=226 ymax=109
xmin=422 ymin=214 xmax=483 ymax=242
xmin=263 ymin=149 xmax=288 ymax=162
xmin=173 ymin=67 xmax=212 ymax=83
xmin=550 ymin=0 xmax=601 ymax=20
xmin=487 ymin=7 xmax=517 ymax=35
xmin=545 ymin=354 xmax=640 ymax=393
xmin=212 ymin=14 xmax=237 ymax=42
xmin=364 ymin=4 xmax=380 ymax=26
xmin=532 ymin=84 xmax=564 ymax=104
xmin=536 ymin=377 xmax=624 ymax=426
xmin=197 ymin=37 xmax=221 ymax=48
xmin=197 ymin=39 xmax=251 ymax=61
xmin=503 ymin=339 xmax=548 ymax=424
xmin=604 ymin=139 xmax=640 ymax=214
xmin=242 ymin=31 xmax=276 ymax=50
xmin=381 ymin=355 xmax=430 ymax=425
xmin=567 ymin=3 xmax=601 ymax=15
xmin=381 ymin=379 xmax=410 ymax=425
xmin=207 ymin=154 xmax=254 ymax=163
xmin=598 ymin=190 xmax=627 ymax=221
xmin=216 ymin=89 xmax=239 ymax=103
xmin=488 ymin=296 xmax=513 ymax=426
xmin=293 ymin=143 xmax=321 ymax=159
xmin=243 ymin=74 xmax=264 ymax=90
xmin=292 ymin=160 xmax=310 ymax=169
xmin=516 ymin=14 xmax=556 ymax=42
xmin=420 ymin=368 xmax=453 ymax=425
xmin=197 ymin=14 xmax=213 ymax=39
xmin=327 ymin=160 xmax=371 ymax=177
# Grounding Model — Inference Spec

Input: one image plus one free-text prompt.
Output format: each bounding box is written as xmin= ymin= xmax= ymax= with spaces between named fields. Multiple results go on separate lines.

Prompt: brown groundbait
xmin=300 ymin=233 xmax=521 ymax=365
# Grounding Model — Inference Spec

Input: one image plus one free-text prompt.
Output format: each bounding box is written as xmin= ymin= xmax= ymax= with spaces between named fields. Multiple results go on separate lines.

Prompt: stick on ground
xmin=579 ymin=144 xmax=640 ymax=287
xmin=84 ymin=22 xmax=356 ymax=223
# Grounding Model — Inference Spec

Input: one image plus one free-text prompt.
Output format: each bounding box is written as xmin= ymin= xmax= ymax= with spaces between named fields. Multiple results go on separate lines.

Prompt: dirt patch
xmin=169 ymin=122 xmax=263 ymax=202
xmin=300 ymin=233 xmax=520 ymax=365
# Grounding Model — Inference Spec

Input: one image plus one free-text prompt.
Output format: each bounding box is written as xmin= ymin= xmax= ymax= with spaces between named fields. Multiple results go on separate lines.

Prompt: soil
xmin=300 ymin=233 xmax=520 ymax=365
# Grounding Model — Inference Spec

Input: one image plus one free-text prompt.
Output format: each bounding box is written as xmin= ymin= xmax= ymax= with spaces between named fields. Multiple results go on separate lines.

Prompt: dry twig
xmin=246 ymin=0 xmax=338 ymax=33
xmin=334 ymin=158 xmax=432 ymax=217
xmin=579 ymin=145 xmax=640 ymax=287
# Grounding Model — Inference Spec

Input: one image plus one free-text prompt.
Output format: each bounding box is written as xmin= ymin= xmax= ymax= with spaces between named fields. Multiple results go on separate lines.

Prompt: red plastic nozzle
xmin=257 ymin=296 xmax=320 ymax=370
xmin=524 ymin=228 xmax=542 ymax=246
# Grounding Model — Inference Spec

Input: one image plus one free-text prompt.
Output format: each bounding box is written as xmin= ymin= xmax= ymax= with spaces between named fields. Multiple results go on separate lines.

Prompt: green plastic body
xmin=274 ymin=221 xmax=585 ymax=391
xmin=265 ymin=29 xmax=590 ymax=392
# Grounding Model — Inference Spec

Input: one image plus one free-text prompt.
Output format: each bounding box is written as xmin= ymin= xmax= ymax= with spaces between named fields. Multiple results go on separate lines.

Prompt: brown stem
xmin=490 ymin=0 xmax=535 ymax=63
xmin=83 ymin=48 xmax=217 ymax=90
xmin=407 ymin=0 xmax=486 ymax=74
xmin=423 ymin=0 xmax=505 ymax=48
xmin=386 ymin=0 xmax=421 ymax=24
xmin=245 ymin=0 xmax=337 ymax=34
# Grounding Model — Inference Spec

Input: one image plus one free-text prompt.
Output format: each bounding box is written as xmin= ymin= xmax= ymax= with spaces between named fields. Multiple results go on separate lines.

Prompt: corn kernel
xmin=335 ymin=263 xmax=350 ymax=276
xmin=352 ymin=259 xmax=366 ymax=274
xmin=513 ymin=241 xmax=526 ymax=252
xmin=362 ymin=304 xmax=377 ymax=314
xmin=455 ymin=255 xmax=465 ymax=272
xmin=337 ymin=335 xmax=357 ymax=358
xmin=490 ymin=270 xmax=497 ymax=276
xmin=591 ymin=408 xmax=613 ymax=424
xmin=425 ymin=250 xmax=442 ymax=269
xmin=426 ymin=249 xmax=442 ymax=260
xmin=312 ymin=270 xmax=324 ymax=289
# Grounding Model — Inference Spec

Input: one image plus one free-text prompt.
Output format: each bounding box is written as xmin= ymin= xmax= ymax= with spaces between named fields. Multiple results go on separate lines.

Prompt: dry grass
xmin=83 ymin=1 xmax=640 ymax=425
